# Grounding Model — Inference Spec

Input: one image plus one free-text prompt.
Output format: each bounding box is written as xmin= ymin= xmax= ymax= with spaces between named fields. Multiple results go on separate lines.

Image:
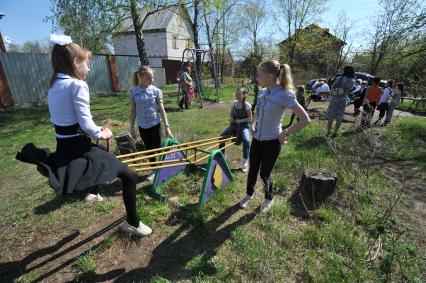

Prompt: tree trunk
xmin=130 ymin=0 xmax=149 ymax=66
xmin=190 ymin=0 xmax=202 ymax=87
xmin=299 ymin=169 xmax=337 ymax=209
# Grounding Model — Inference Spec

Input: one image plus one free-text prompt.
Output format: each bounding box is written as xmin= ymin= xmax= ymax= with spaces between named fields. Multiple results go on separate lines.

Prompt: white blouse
xmin=47 ymin=73 xmax=102 ymax=140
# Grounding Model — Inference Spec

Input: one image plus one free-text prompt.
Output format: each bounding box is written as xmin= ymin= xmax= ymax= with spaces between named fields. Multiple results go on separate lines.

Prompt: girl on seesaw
xmin=219 ymin=87 xmax=252 ymax=172
xmin=130 ymin=66 xmax=174 ymax=181
xmin=239 ymin=60 xmax=311 ymax=213
xmin=16 ymin=34 xmax=151 ymax=237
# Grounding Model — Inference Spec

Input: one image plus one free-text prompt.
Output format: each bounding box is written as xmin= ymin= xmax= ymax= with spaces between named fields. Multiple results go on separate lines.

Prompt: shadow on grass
xmin=115 ymin=203 xmax=256 ymax=282
xmin=294 ymin=135 xmax=329 ymax=151
xmin=34 ymin=175 xmax=154 ymax=215
xmin=3 ymin=203 xmax=255 ymax=282
xmin=287 ymin=187 xmax=311 ymax=219
xmin=0 ymin=219 xmax=125 ymax=283
xmin=163 ymin=107 xmax=184 ymax=113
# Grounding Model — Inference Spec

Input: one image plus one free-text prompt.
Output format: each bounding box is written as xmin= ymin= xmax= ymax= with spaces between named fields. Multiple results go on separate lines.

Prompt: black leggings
xmin=247 ymin=139 xmax=282 ymax=200
xmin=89 ymin=166 xmax=139 ymax=227
xmin=139 ymin=123 xmax=162 ymax=164
xmin=118 ymin=166 xmax=139 ymax=227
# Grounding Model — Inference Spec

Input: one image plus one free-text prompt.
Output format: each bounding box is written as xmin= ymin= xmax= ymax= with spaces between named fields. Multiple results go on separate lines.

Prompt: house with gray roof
xmin=113 ymin=8 xmax=194 ymax=84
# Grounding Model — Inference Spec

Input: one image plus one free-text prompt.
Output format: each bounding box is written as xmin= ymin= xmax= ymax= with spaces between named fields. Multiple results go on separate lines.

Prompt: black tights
xmin=88 ymin=167 xmax=139 ymax=227
xmin=139 ymin=124 xmax=162 ymax=164
xmin=118 ymin=167 xmax=139 ymax=227
xmin=247 ymin=139 xmax=282 ymax=200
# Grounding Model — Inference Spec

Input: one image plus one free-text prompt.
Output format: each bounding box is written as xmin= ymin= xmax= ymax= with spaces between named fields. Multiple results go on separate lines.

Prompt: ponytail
xmin=133 ymin=71 xmax=140 ymax=86
xmin=278 ymin=64 xmax=294 ymax=92
xmin=258 ymin=60 xmax=295 ymax=92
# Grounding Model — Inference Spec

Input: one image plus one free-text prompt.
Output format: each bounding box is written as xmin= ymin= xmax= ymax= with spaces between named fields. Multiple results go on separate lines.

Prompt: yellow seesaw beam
xmin=133 ymin=141 xmax=235 ymax=172
xmin=121 ymin=136 xmax=235 ymax=164
xmin=129 ymin=139 xmax=228 ymax=168
xmin=116 ymin=136 xmax=226 ymax=159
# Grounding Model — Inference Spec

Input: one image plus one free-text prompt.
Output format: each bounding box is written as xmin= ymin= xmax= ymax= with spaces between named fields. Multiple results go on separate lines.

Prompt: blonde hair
xmin=49 ymin=43 xmax=92 ymax=87
xmin=258 ymin=60 xmax=295 ymax=91
xmin=138 ymin=65 xmax=154 ymax=77
xmin=133 ymin=71 xmax=140 ymax=86
xmin=133 ymin=65 xmax=154 ymax=86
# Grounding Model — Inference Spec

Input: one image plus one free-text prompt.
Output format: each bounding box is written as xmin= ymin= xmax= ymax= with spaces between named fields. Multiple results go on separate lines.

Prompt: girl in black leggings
xmin=240 ymin=60 xmax=310 ymax=213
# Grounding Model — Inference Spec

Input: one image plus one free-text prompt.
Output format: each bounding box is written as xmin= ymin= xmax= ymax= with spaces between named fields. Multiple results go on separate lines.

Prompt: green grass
xmin=397 ymin=99 xmax=426 ymax=112
xmin=381 ymin=117 xmax=426 ymax=170
xmin=75 ymin=249 xmax=97 ymax=281
xmin=0 ymin=82 xmax=425 ymax=281
xmin=97 ymin=199 xmax=116 ymax=214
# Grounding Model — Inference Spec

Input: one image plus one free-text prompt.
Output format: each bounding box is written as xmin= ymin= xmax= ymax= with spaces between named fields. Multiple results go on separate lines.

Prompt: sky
xmin=0 ymin=0 xmax=380 ymax=48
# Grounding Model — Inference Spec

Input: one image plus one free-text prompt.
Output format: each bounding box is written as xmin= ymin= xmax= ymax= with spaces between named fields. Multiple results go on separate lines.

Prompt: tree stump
xmin=299 ymin=169 xmax=337 ymax=209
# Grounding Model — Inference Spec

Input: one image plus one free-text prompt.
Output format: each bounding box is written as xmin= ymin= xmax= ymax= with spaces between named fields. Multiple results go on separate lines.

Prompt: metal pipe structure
xmin=116 ymin=135 xmax=225 ymax=159
xmin=132 ymin=141 xmax=235 ymax=172
xmin=120 ymin=136 xmax=235 ymax=164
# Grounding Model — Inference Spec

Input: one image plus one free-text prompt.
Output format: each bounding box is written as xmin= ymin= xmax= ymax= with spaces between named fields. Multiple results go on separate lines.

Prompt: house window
xmin=172 ymin=36 xmax=178 ymax=49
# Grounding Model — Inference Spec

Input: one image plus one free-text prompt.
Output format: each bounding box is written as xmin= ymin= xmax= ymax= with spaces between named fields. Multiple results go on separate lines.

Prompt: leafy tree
xmin=47 ymin=0 xmax=184 ymax=64
xmin=46 ymin=0 xmax=126 ymax=53
xmin=275 ymin=0 xmax=329 ymax=65
xmin=368 ymin=0 xmax=426 ymax=75
xmin=6 ymin=40 xmax=50 ymax=53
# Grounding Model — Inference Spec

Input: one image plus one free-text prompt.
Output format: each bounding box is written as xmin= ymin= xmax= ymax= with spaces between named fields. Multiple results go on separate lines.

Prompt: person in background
xmin=384 ymin=82 xmax=403 ymax=125
xmin=178 ymin=66 xmax=193 ymax=109
xmin=287 ymin=85 xmax=307 ymax=126
xmin=306 ymin=79 xmax=330 ymax=108
xmin=325 ymin=66 xmax=355 ymax=137
xmin=361 ymin=76 xmax=382 ymax=127
xmin=374 ymin=80 xmax=394 ymax=125
xmin=352 ymin=81 xmax=368 ymax=116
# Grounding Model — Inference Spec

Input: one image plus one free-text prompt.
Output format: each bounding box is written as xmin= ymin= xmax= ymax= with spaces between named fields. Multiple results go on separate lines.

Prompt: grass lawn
xmin=0 ymin=84 xmax=424 ymax=282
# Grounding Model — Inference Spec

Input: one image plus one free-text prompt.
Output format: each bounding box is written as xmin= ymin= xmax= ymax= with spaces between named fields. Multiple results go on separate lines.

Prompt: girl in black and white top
xmin=16 ymin=34 xmax=151 ymax=237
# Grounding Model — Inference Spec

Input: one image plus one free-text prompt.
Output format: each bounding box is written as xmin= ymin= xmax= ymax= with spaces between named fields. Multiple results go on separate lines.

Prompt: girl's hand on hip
xmin=279 ymin=132 xmax=288 ymax=145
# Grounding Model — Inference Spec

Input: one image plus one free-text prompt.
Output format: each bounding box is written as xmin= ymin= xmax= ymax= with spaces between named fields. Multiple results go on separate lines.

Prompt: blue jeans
xmin=220 ymin=126 xmax=250 ymax=159
xmin=385 ymin=102 xmax=398 ymax=123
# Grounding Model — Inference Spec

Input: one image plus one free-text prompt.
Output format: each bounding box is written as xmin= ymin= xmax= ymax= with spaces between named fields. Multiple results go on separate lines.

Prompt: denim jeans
xmin=220 ymin=126 xmax=250 ymax=159
xmin=385 ymin=102 xmax=398 ymax=123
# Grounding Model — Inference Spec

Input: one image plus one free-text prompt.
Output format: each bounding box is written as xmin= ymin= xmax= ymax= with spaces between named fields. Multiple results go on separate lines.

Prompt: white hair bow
xmin=49 ymin=33 xmax=72 ymax=45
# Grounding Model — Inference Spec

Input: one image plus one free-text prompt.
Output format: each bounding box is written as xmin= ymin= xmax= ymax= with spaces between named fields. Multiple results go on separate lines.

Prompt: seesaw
xmin=117 ymin=136 xmax=236 ymax=207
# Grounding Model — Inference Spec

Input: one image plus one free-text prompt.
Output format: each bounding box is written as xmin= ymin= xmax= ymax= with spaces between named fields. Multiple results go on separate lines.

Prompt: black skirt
xmin=16 ymin=135 xmax=126 ymax=196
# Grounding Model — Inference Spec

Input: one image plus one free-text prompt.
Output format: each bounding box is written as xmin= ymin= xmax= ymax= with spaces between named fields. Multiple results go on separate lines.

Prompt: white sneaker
xmin=240 ymin=194 xmax=254 ymax=208
xmin=242 ymin=159 xmax=249 ymax=173
xmin=146 ymin=173 xmax=156 ymax=182
xmin=119 ymin=220 xmax=152 ymax=237
xmin=85 ymin=193 xmax=103 ymax=202
xmin=260 ymin=199 xmax=275 ymax=214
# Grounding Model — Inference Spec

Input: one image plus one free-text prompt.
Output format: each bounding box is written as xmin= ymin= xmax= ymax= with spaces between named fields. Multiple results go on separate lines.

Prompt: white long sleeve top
xmin=47 ymin=73 xmax=102 ymax=140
